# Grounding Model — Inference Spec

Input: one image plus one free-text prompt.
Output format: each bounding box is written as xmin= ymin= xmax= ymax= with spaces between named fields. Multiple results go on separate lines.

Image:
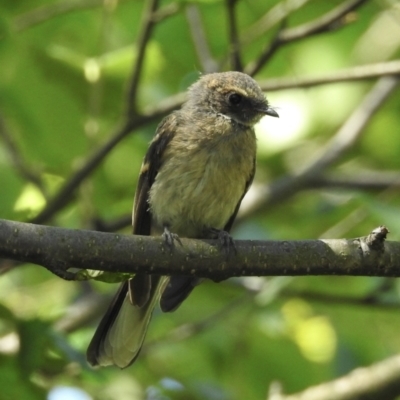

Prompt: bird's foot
xmin=162 ymin=225 xmax=182 ymax=249
xmin=208 ymin=228 xmax=237 ymax=256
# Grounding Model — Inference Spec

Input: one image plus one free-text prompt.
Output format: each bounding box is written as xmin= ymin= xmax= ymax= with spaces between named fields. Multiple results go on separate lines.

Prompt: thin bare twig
xmin=226 ymin=0 xmax=242 ymax=71
xmin=240 ymin=76 xmax=399 ymax=219
xmin=259 ymin=60 xmax=400 ymax=92
xmin=246 ymin=0 xmax=369 ymax=76
xmin=126 ymin=0 xmax=161 ymax=116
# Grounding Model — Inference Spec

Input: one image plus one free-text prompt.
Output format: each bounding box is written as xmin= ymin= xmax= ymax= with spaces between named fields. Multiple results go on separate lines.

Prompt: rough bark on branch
xmin=0 ymin=219 xmax=398 ymax=281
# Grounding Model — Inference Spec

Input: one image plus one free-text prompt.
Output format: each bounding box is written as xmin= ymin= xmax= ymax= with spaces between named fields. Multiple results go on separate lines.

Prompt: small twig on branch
xmin=240 ymin=76 xmax=399 ymax=219
xmin=0 ymin=219 xmax=399 ymax=280
xmin=269 ymin=353 xmax=400 ymax=400
xmin=246 ymin=0 xmax=368 ymax=76
xmin=185 ymin=4 xmax=218 ymax=73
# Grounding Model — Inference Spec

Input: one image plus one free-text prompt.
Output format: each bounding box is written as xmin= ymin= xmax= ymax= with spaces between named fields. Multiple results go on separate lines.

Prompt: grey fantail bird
xmin=87 ymin=71 xmax=278 ymax=368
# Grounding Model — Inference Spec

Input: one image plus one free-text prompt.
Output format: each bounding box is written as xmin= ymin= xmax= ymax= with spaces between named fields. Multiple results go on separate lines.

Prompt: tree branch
xmin=269 ymin=353 xmax=400 ymax=400
xmin=302 ymin=77 xmax=398 ymax=172
xmin=0 ymin=219 xmax=398 ymax=281
xmin=259 ymin=60 xmax=400 ymax=92
xmin=246 ymin=0 xmax=369 ymax=76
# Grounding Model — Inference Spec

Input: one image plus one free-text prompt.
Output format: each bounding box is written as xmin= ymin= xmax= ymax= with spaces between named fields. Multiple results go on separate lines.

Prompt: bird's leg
xmin=162 ymin=225 xmax=182 ymax=248
xmin=207 ymin=228 xmax=237 ymax=256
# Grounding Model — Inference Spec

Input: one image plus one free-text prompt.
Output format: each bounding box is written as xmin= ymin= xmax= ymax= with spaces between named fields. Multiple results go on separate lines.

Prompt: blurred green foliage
xmin=1 ymin=0 xmax=400 ymax=399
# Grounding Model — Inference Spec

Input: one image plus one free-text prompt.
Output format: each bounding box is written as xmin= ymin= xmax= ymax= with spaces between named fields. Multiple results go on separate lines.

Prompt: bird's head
xmin=186 ymin=71 xmax=278 ymax=127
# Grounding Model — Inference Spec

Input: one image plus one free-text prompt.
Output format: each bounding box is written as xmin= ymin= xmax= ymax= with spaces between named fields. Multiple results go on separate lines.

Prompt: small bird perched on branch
xmin=87 ymin=71 xmax=278 ymax=368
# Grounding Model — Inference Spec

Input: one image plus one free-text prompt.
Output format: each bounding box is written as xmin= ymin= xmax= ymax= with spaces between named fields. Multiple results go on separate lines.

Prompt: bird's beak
xmin=264 ymin=107 xmax=279 ymax=118
xmin=255 ymin=105 xmax=279 ymax=118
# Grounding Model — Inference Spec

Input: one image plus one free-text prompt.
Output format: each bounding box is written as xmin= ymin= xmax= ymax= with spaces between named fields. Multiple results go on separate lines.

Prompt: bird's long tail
xmin=87 ymin=274 xmax=166 ymax=369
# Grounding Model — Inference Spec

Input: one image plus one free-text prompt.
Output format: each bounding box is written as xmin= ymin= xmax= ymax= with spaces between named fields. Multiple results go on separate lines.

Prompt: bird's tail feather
xmin=87 ymin=275 xmax=166 ymax=369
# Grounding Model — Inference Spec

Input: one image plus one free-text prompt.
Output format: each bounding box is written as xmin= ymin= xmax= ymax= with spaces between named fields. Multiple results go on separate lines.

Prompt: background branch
xmin=126 ymin=0 xmax=161 ymax=115
xmin=185 ymin=4 xmax=218 ymax=73
xmin=246 ymin=0 xmax=368 ymax=76
xmin=259 ymin=60 xmax=400 ymax=91
xmin=269 ymin=353 xmax=400 ymax=400
xmin=226 ymin=0 xmax=242 ymax=71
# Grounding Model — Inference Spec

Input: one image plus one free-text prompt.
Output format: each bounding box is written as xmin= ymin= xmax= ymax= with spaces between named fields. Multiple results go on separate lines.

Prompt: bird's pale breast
xmin=149 ymin=121 xmax=256 ymax=238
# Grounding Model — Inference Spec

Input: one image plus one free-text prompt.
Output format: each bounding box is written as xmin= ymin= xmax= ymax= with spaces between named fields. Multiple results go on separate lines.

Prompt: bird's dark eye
xmin=228 ymin=93 xmax=243 ymax=106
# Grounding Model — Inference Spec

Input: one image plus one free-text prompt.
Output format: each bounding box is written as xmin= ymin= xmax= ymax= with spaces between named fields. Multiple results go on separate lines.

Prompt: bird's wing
xmin=129 ymin=113 xmax=178 ymax=306
xmin=132 ymin=113 xmax=178 ymax=236
xmin=87 ymin=114 xmax=177 ymax=368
